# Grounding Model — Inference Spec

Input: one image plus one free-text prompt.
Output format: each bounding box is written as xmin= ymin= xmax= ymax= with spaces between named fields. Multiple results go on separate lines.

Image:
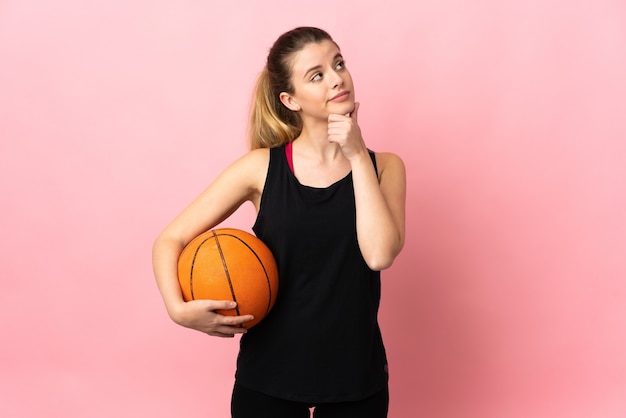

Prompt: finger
xmin=327 ymin=125 xmax=343 ymax=135
xmin=207 ymin=320 xmax=251 ymax=336
xmin=221 ymin=322 xmax=250 ymax=334
xmin=201 ymin=300 xmax=238 ymax=311
xmin=220 ymin=313 xmax=255 ymax=326
xmin=328 ymin=113 xmax=349 ymax=123
xmin=206 ymin=331 xmax=236 ymax=338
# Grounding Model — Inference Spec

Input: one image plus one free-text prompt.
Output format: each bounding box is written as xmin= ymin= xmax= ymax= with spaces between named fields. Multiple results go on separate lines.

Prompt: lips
xmin=329 ymin=91 xmax=350 ymax=102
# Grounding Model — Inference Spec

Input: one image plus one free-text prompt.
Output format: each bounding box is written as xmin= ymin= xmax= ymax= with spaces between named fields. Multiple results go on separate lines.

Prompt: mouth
xmin=329 ymin=91 xmax=351 ymax=102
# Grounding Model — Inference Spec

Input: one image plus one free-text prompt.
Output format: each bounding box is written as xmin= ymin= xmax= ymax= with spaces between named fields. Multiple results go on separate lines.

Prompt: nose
xmin=328 ymin=69 xmax=344 ymax=89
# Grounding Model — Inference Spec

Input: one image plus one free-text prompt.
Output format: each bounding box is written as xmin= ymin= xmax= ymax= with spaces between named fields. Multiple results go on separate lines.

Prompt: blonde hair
xmin=248 ymin=27 xmax=335 ymax=150
xmin=248 ymin=67 xmax=301 ymax=149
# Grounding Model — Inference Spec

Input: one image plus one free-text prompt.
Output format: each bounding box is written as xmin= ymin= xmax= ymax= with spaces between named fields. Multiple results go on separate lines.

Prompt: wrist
xmin=347 ymin=147 xmax=371 ymax=165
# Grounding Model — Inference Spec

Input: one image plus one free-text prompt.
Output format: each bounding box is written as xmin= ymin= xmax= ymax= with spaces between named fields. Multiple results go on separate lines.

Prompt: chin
xmin=330 ymin=101 xmax=355 ymax=115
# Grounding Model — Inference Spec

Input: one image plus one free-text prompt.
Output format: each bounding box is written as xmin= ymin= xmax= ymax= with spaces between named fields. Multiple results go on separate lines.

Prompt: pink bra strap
xmin=285 ymin=141 xmax=294 ymax=173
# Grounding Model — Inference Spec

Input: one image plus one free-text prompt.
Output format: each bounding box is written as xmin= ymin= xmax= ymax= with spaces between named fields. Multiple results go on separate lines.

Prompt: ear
xmin=279 ymin=92 xmax=301 ymax=112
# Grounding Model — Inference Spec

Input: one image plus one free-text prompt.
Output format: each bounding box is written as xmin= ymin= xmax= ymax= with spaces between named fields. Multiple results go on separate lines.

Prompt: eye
xmin=335 ymin=60 xmax=345 ymax=70
xmin=311 ymin=72 xmax=323 ymax=82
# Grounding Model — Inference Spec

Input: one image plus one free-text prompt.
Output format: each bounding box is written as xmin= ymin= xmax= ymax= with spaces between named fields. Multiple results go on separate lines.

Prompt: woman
xmin=153 ymin=27 xmax=406 ymax=418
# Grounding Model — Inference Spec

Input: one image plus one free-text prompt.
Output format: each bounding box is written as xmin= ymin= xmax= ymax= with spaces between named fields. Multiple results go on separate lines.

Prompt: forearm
xmin=152 ymin=232 xmax=254 ymax=336
xmin=152 ymin=234 xmax=187 ymax=323
xmin=350 ymin=152 xmax=405 ymax=270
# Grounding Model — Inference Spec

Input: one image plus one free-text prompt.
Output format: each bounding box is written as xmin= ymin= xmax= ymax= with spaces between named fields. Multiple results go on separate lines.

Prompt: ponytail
xmin=248 ymin=68 xmax=301 ymax=150
xmin=248 ymin=27 xmax=334 ymax=150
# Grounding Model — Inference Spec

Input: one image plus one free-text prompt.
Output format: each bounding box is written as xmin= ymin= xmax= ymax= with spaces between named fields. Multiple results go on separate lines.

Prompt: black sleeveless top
xmin=235 ymin=145 xmax=388 ymax=403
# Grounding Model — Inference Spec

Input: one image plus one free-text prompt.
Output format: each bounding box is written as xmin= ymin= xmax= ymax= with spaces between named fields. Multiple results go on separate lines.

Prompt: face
xmin=280 ymin=40 xmax=355 ymax=120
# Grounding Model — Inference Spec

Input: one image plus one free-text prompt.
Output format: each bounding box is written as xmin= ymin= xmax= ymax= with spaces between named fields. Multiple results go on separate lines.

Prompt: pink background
xmin=1 ymin=1 xmax=625 ymax=417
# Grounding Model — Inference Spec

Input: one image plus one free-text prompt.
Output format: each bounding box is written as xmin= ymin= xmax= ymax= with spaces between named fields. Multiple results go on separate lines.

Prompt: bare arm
xmin=328 ymin=103 xmax=406 ymax=270
xmin=350 ymin=151 xmax=406 ymax=270
xmin=152 ymin=148 xmax=269 ymax=337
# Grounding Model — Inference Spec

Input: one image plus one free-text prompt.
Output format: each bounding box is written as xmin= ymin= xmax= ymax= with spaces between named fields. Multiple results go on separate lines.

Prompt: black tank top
xmin=235 ymin=145 xmax=388 ymax=403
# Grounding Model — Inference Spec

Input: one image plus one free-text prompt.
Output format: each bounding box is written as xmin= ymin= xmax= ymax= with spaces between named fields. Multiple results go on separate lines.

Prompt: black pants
xmin=231 ymin=382 xmax=389 ymax=418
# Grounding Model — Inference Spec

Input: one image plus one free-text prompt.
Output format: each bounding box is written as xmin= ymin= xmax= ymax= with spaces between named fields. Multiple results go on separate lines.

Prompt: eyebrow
xmin=303 ymin=53 xmax=344 ymax=79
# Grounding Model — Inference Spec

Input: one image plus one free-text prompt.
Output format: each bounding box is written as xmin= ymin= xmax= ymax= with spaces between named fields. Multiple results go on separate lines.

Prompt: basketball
xmin=177 ymin=228 xmax=279 ymax=329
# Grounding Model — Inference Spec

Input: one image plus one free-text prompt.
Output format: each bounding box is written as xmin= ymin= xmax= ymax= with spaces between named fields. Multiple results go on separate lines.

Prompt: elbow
xmin=365 ymin=258 xmax=394 ymax=272
xmin=363 ymin=245 xmax=403 ymax=271
xmin=360 ymin=232 xmax=405 ymax=271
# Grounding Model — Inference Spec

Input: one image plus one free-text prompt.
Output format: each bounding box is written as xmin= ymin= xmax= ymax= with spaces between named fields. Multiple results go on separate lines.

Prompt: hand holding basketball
xmin=171 ymin=299 xmax=253 ymax=338
xmin=177 ymin=228 xmax=279 ymax=331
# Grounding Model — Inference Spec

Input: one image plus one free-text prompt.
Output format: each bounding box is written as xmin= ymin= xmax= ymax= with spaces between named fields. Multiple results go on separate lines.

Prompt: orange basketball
xmin=177 ymin=228 xmax=279 ymax=329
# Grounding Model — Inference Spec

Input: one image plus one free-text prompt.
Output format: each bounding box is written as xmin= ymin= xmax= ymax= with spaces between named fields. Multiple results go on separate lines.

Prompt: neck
xmin=295 ymin=125 xmax=342 ymax=162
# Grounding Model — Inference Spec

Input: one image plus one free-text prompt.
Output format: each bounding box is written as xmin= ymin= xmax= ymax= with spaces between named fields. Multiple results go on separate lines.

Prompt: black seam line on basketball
xmin=215 ymin=232 xmax=274 ymax=316
xmin=211 ymin=230 xmax=241 ymax=318
xmin=189 ymin=237 xmax=213 ymax=300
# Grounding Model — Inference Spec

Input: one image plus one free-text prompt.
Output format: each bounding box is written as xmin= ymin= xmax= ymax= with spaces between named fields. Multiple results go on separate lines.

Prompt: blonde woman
xmin=153 ymin=27 xmax=406 ymax=418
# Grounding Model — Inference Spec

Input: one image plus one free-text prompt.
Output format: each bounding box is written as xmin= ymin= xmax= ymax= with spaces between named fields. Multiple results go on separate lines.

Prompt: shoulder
xmin=373 ymin=151 xmax=405 ymax=179
xmin=225 ymin=147 xmax=271 ymax=174
xmin=239 ymin=147 xmax=271 ymax=167
xmin=213 ymin=148 xmax=271 ymax=193
xmin=227 ymin=147 xmax=271 ymax=185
